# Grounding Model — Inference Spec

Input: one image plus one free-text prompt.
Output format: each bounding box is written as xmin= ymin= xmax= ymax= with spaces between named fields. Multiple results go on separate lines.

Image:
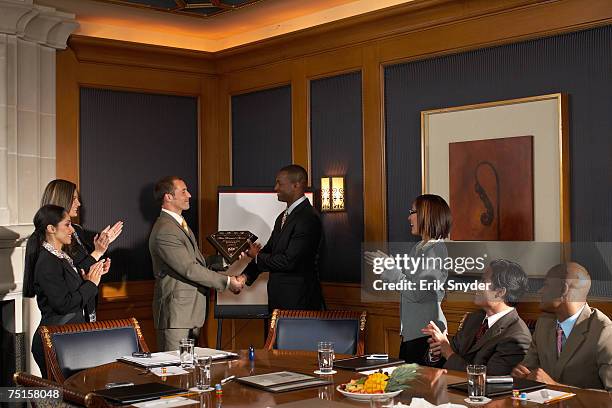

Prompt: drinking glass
xmin=317 ymin=341 xmax=334 ymax=373
xmin=195 ymin=355 xmax=213 ymax=390
xmin=179 ymin=338 xmax=195 ymax=368
xmin=466 ymin=364 xmax=487 ymax=402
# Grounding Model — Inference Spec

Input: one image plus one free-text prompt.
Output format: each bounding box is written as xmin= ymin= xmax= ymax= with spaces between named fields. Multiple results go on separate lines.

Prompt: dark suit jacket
xmin=444 ymin=309 xmax=531 ymax=375
xmin=70 ymin=224 xmax=97 ymax=269
xmin=244 ymin=199 xmax=323 ymax=311
xmin=33 ymin=249 xmax=98 ymax=326
xmin=521 ymin=305 xmax=612 ymax=391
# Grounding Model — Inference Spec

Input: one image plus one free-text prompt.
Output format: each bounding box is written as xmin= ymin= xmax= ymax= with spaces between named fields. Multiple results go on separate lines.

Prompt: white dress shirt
xmin=485 ymin=306 xmax=515 ymax=328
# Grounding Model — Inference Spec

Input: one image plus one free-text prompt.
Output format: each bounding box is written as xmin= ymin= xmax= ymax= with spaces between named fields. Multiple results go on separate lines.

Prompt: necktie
xmin=181 ymin=219 xmax=189 ymax=233
xmin=280 ymin=210 xmax=288 ymax=229
xmin=472 ymin=319 xmax=489 ymax=346
xmin=556 ymin=323 xmax=565 ymax=356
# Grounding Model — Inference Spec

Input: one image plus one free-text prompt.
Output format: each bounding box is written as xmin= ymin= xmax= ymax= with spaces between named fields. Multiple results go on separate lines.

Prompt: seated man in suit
xmin=512 ymin=262 xmax=612 ymax=391
xmin=422 ymin=259 xmax=531 ymax=375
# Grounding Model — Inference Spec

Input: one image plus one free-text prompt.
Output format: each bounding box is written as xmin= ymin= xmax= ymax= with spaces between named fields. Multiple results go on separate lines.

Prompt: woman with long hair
xmin=366 ymin=194 xmax=452 ymax=364
xmin=39 ymin=179 xmax=123 ymax=267
xmin=23 ymin=205 xmax=109 ymax=376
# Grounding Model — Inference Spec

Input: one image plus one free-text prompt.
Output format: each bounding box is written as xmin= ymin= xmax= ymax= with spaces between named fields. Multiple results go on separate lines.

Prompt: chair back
xmin=40 ymin=318 xmax=149 ymax=383
xmin=13 ymin=372 xmax=107 ymax=407
xmin=264 ymin=309 xmax=366 ymax=355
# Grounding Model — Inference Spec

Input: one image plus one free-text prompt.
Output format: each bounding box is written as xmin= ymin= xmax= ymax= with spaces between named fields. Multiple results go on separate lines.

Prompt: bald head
xmin=540 ymin=262 xmax=591 ymax=314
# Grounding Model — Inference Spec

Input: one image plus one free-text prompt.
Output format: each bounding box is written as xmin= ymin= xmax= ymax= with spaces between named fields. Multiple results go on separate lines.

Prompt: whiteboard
xmin=215 ymin=187 xmax=314 ymax=318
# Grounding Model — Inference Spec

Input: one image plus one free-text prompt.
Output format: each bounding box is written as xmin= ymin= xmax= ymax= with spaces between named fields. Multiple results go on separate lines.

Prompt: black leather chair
xmin=40 ymin=318 xmax=149 ymax=383
xmin=13 ymin=372 xmax=107 ymax=407
xmin=264 ymin=309 xmax=366 ymax=355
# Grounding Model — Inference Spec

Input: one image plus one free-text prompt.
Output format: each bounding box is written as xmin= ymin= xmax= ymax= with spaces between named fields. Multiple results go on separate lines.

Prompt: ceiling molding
xmin=68 ymin=35 xmax=216 ymax=74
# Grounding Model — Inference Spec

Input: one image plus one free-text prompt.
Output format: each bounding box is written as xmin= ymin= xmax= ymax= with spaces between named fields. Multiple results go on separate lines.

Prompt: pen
xmin=160 ymin=392 xmax=199 ymax=399
xmin=221 ymin=375 xmax=236 ymax=384
xmin=544 ymin=393 xmax=575 ymax=404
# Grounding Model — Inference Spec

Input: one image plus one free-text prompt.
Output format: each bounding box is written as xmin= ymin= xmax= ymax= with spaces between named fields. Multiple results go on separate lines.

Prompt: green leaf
xmin=385 ymin=364 xmax=418 ymax=392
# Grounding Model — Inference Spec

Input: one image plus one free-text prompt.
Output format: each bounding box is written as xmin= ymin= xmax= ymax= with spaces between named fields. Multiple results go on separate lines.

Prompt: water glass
xmin=369 ymin=397 xmax=395 ymax=408
xmin=317 ymin=341 xmax=334 ymax=373
xmin=195 ymin=355 xmax=213 ymax=390
xmin=466 ymin=364 xmax=487 ymax=401
xmin=179 ymin=338 xmax=195 ymax=368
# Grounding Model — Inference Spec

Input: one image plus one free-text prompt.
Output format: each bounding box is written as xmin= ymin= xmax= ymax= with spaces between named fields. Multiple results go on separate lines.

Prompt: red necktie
xmin=472 ymin=319 xmax=489 ymax=347
xmin=280 ymin=210 xmax=288 ymax=229
xmin=556 ymin=323 xmax=565 ymax=356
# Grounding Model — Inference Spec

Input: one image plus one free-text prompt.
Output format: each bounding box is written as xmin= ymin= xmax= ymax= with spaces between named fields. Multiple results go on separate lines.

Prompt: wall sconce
xmin=321 ymin=176 xmax=345 ymax=212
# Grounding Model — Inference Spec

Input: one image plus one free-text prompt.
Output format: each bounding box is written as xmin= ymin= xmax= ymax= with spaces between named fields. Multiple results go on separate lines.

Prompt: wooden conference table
xmin=64 ymin=350 xmax=611 ymax=407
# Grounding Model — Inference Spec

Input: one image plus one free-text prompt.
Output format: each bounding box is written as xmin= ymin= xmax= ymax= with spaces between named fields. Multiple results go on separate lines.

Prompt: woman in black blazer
xmin=23 ymin=205 xmax=109 ymax=377
xmin=39 ymin=179 xmax=123 ymax=268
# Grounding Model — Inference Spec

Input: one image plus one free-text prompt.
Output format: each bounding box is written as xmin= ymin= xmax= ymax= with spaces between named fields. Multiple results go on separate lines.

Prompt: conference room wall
xmin=385 ymin=26 xmax=612 ymax=288
xmin=55 ymin=44 xmax=222 ymax=351
xmin=310 ymin=72 xmax=364 ymax=283
xmin=55 ymin=0 xmax=612 ymax=353
xmin=231 ymin=85 xmax=292 ymax=186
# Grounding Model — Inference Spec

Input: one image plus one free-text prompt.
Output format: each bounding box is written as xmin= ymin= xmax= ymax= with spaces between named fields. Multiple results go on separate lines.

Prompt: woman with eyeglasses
xmin=366 ymin=194 xmax=451 ymax=364
xmin=23 ymin=205 xmax=110 ymax=376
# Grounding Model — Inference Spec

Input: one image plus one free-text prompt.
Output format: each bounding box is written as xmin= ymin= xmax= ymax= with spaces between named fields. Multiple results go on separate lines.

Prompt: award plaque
xmin=207 ymin=231 xmax=258 ymax=263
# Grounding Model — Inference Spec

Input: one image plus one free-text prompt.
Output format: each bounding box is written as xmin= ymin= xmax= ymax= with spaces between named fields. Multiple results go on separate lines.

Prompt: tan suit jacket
xmin=149 ymin=211 xmax=228 ymax=330
xmin=521 ymin=304 xmax=612 ymax=391
xmin=445 ymin=309 xmax=532 ymax=375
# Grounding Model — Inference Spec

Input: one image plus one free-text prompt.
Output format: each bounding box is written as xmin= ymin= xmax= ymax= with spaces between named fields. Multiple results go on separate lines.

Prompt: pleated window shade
xmin=79 ymin=88 xmax=199 ymax=281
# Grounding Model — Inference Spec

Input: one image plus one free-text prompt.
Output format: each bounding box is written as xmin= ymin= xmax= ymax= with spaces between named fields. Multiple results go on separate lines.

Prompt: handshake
xmin=227 ymin=240 xmax=262 ymax=295
xmin=229 ymin=274 xmax=247 ymax=294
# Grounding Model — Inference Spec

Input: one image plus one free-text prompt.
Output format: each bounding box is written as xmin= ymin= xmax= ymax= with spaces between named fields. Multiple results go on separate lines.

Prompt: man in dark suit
xmin=237 ymin=165 xmax=323 ymax=311
xmin=512 ymin=263 xmax=612 ymax=391
xmin=422 ymin=259 xmax=532 ymax=375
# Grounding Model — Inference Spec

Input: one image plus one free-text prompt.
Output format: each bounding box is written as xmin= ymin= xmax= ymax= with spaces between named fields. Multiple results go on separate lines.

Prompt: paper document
xmin=119 ymin=348 xmax=237 ymax=367
xmin=514 ymin=389 xmax=575 ymax=404
xmin=194 ymin=347 xmax=239 ymax=359
xmin=132 ymin=397 xmax=197 ymax=407
xmin=150 ymin=366 xmax=189 ymax=376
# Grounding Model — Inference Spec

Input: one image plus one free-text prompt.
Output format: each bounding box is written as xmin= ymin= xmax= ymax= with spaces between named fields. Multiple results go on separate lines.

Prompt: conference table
xmin=64 ymin=350 xmax=611 ymax=407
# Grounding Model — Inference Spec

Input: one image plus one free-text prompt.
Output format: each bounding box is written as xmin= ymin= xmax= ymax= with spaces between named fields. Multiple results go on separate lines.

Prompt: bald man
xmin=512 ymin=262 xmax=612 ymax=391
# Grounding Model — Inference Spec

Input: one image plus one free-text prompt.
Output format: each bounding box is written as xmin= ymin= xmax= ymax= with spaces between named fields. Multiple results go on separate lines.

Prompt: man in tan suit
xmin=149 ymin=176 xmax=250 ymax=351
xmin=423 ymin=259 xmax=532 ymax=375
xmin=512 ymin=262 xmax=612 ymax=391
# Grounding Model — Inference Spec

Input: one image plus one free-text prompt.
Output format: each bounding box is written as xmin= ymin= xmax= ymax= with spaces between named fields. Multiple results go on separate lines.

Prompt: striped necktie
xmin=556 ymin=323 xmax=565 ymax=356
xmin=280 ymin=210 xmax=288 ymax=229
xmin=472 ymin=319 xmax=489 ymax=347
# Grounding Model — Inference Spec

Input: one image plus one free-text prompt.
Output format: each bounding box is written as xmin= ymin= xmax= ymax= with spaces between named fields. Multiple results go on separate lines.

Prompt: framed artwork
xmin=449 ymin=135 xmax=534 ymax=241
xmin=421 ymin=94 xmax=569 ymax=274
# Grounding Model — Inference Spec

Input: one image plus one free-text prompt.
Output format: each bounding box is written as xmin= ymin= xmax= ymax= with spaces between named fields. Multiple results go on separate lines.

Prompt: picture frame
xmin=421 ymin=93 xmax=569 ymax=243
xmin=421 ymin=94 xmax=570 ymax=273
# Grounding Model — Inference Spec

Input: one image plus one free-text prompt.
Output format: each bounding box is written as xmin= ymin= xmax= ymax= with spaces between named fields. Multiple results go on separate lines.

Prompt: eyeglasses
xmin=408 ymin=209 xmax=417 ymax=216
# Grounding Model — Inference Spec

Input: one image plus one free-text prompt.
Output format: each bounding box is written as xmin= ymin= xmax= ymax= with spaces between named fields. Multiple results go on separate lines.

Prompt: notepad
xmin=94 ymin=382 xmax=186 ymax=404
xmin=333 ymin=355 xmax=405 ymax=371
xmin=514 ymin=389 xmax=575 ymax=404
xmin=448 ymin=377 xmax=545 ymax=397
xmin=236 ymin=371 xmax=332 ymax=393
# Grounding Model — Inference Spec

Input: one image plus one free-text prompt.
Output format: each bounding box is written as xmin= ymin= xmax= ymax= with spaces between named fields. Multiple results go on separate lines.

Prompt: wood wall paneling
xmin=56 ymin=0 xmax=612 ymax=354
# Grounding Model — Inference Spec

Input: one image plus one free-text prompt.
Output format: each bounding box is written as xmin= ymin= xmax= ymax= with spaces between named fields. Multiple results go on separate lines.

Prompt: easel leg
xmin=216 ymin=318 xmax=223 ymax=349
